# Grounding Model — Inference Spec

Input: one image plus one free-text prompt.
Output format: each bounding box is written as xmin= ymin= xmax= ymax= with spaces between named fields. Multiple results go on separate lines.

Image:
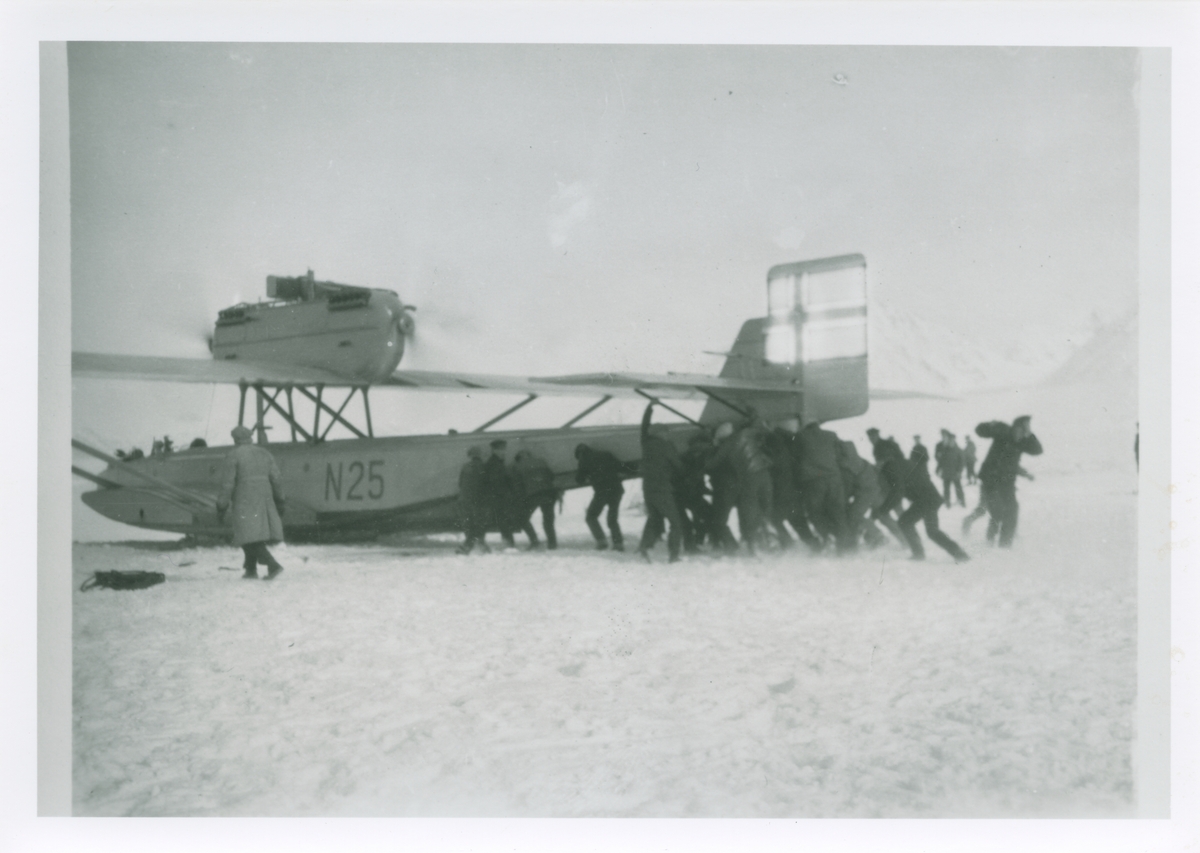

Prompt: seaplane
xmin=72 ymin=254 xmax=882 ymax=541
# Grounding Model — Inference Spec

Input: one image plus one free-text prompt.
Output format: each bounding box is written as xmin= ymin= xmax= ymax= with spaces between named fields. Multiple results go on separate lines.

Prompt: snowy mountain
xmin=1041 ymin=311 xmax=1138 ymax=389
xmin=866 ymin=303 xmax=1126 ymax=395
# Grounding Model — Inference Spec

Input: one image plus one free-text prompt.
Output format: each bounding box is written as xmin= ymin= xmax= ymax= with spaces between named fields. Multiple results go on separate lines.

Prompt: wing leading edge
xmin=73 ymin=352 xmax=806 ymax=401
xmin=74 ymin=352 xmax=947 ymax=403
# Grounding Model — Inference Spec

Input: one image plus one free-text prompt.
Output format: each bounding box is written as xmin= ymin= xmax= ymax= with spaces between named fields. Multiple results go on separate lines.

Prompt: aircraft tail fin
xmin=698 ymin=254 xmax=869 ymax=426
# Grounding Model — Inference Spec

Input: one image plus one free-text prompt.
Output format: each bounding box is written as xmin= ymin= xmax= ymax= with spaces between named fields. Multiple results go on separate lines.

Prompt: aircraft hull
xmin=79 ymin=423 xmax=698 ymax=541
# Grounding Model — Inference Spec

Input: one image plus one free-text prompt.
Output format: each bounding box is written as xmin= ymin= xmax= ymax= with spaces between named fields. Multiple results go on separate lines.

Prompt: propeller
xmin=395 ymin=301 xmax=481 ymax=369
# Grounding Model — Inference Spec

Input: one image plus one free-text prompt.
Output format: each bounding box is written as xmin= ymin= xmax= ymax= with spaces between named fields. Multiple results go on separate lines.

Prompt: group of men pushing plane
xmin=455 ymin=403 xmax=1043 ymax=563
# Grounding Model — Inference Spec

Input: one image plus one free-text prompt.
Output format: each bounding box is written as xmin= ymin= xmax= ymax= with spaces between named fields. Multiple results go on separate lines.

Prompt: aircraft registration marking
xmin=324 ymin=460 xmax=385 ymax=501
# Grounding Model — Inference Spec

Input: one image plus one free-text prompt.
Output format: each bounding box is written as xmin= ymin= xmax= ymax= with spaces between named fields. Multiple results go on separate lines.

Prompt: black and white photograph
xmin=14 ymin=1 xmax=1197 ymax=850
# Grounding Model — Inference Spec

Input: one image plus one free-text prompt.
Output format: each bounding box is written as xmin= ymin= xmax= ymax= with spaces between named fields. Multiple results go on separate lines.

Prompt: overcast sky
xmin=69 ymin=44 xmax=1137 ymax=358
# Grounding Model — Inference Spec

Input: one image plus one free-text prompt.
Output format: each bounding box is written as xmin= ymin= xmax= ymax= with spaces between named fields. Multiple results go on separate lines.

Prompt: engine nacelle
xmin=211 ymin=271 xmax=413 ymax=383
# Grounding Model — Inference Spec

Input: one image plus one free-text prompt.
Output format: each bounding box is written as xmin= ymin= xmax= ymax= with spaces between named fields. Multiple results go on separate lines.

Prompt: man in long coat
xmin=483 ymin=439 xmax=522 ymax=548
xmin=456 ymin=446 xmax=490 ymax=554
xmin=217 ymin=425 xmax=286 ymax=580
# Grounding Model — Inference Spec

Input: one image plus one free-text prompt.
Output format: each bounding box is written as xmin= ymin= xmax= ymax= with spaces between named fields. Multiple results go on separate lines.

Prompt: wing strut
xmin=561 ymin=395 xmax=612 ymax=428
xmin=634 ymin=389 xmax=704 ymax=428
xmin=697 ymin=388 xmax=752 ymax=419
xmin=292 ymin=385 xmax=369 ymax=441
xmin=474 ymin=394 xmax=538 ymax=433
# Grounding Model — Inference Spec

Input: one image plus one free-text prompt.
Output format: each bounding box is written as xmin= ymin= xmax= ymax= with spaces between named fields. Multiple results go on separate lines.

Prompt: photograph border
xmin=9 ymin=1 xmax=1194 ymax=850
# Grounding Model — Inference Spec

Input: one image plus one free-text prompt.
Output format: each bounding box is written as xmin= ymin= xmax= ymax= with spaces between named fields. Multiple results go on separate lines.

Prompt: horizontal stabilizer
xmin=868 ymin=388 xmax=960 ymax=402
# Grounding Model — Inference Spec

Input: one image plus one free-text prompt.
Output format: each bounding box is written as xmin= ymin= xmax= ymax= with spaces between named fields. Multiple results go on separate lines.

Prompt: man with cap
xmin=217 ymin=425 xmax=286 ymax=579
xmin=637 ymin=401 xmax=686 ymax=562
xmin=879 ymin=442 xmax=970 ymax=563
xmin=456 ymin=446 xmax=490 ymax=554
xmin=575 ymin=442 xmax=626 ymax=551
xmin=934 ymin=429 xmax=966 ymax=508
xmin=483 ymin=439 xmax=519 ymax=548
xmin=866 ymin=428 xmax=904 ymax=468
xmin=973 ymin=415 xmax=1043 ymax=547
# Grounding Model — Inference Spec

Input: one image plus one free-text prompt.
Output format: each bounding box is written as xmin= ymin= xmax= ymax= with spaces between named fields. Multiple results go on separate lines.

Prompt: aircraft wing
xmin=75 ymin=352 xmax=947 ymax=404
xmin=73 ymin=352 xmax=805 ymax=400
xmin=73 ymin=352 xmax=356 ymax=386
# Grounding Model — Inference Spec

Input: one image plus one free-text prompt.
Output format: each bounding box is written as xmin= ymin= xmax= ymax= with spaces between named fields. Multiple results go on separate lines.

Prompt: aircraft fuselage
xmin=80 ymin=423 xmax=698 ymax=541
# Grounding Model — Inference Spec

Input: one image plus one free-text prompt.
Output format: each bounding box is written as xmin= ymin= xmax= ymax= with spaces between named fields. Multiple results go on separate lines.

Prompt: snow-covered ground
xmin=72 ymin=460 xmax=1136 ymax=816
xmin=70 ymin=311 xmax=1139 ymax=817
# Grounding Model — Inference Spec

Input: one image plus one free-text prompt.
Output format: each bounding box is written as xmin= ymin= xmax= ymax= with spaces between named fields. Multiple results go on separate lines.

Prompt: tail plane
xmin=699 ymin=253 xmax=869 ymax=426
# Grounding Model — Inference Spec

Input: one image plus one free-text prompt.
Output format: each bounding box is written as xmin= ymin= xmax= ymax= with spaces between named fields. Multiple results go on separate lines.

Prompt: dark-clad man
xmin=974 ymin=415 xmax=1043 ymax=547
xmin=708 ymin=418 xmax=774 ymax=552
xmin=217 ymin=425 xmax=286 ymax=580
xmin=512 ymin=448 xmax=559 ymax=550
xmin=456 ymin=446 xmax=490 ymax=554
xmin=880 ymin=443 xmax=970 ymax=563
xmin=705 ymin=423 xmax=742 ymax=554
xmin=839 ymin=439 xmax=898 ymax=548
xmin=963 ymin=436 xmax=978 ymax=484
xmin=483 ymin=439 xmax=520 ymax=548
xmin=963 ymin=464 xmax=1033 ymax=537
xmin=934 ymin=430 xmax=966 ymax=507
xmin=797 ymin=420 xmax=851 ymax=552
xmin=866 ymin=427 xmax=904 ymax=469
xmin=764 ymin=419 xmax=821 ymax=551
xmin=637 ymin=402 xmax=686 ymax=562
xmin=575 ymin=442 xmax=626 ymax=551
xmin=676 ymin=433 xmax=714 ymax=551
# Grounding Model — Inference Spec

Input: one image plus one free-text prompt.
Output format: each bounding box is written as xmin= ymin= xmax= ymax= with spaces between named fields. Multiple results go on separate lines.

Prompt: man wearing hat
xmin=865 ymin=428 xmax=903 ymax=466
xmin=456 ymin=446 xmax=490 ymax=554
xmin=973 ymin=415 xmax=1043 ymax=547
xmin=934 ymin=429 xmax=966 ymax=508
xmin=483 ymin=439 xmax=520 ymax=548
xmin=879 ymin=441 xmax=970 ymax=563
xmin=217 ymin=425 xmax=286 ymax=579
